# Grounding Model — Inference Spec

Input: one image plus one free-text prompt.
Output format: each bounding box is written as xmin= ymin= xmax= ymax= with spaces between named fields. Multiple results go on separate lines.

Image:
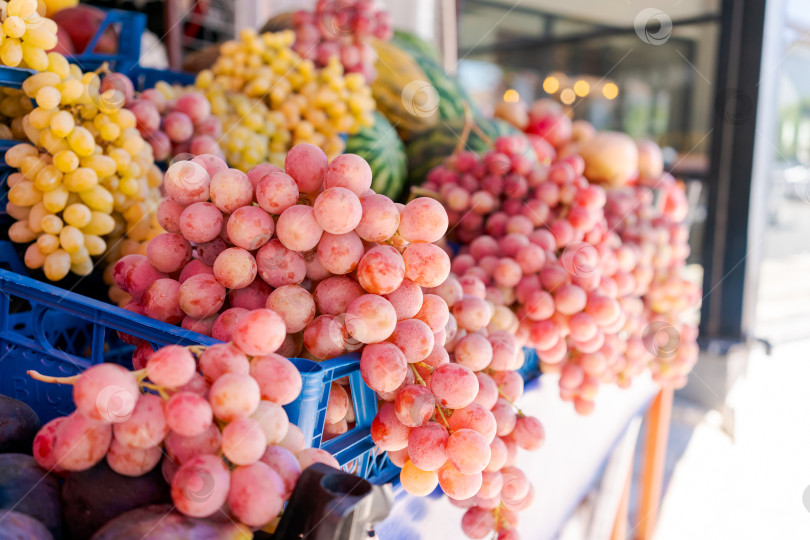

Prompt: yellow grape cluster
xmin=0 ymin=86 xmax=31 ymax=138
xmin=195 ymin=29 xmax=374 ymax=170
xmin=0 ymin=0 xmax=58 ymax=70
xmin=5 ymin=52 xmax=163 ymax=284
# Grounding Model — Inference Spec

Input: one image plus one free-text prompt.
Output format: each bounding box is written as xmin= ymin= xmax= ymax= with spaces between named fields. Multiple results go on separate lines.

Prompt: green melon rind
xmin=345 ymin=111 xmax=408 ymax=201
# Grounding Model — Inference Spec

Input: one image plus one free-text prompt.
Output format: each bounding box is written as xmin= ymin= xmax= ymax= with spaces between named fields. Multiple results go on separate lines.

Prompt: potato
xmin=61 ymin=461 xmax=171 ymax=540
xmin=0 ymin=509 xmax=53 ymax=540
xmin=0 ymin=454 xmax=61 ymax=539
xmin=91 ymin=505 xmax=252 ymax=540
xmin=0 ymin=395 xmax=41 ymax=454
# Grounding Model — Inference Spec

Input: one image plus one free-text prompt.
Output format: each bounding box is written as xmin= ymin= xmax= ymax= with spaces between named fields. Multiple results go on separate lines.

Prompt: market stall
xmin=0 ymin=2 xmax=704 ymax=539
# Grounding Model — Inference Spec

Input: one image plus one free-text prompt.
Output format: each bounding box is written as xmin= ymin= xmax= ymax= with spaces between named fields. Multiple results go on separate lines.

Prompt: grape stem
xmin=408 ymin=186 xmax=443 ymax=203
xmin=498 ymin=388 xmax=525 ymax=417
xmin=26 ymin=370 xmax=81 ymax=385
xmin=140 ymin=382 xmax=169 ymax=400
xmin=434 ymin=404 xmax=451 ymax=431
xmin=493 ymin=504 xmax=503 ymax=533
xmin=410 ymin=364 xmax=427 ymax=386
xmin=186 ymin=345 xmax=208 ymax=358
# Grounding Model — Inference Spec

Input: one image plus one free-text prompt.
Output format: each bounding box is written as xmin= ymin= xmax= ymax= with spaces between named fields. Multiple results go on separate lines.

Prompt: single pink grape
xmin=222 ymin=417 xmax=267 ymax=465
xmin=437 ymin=461 xmax=482 ymax=500
xmin=314 ymin=276 xmax=364 ymax=316
xmin=247 ymin=163 xmax=283 ymax=188
xmin=156 ymin=198 xmax=184 ymax=234
xmin=255 ymin=172 xmax=300 ymax=215
xmin=399 ymin=197 xmax=448 ymax=243
xmin=454 ymin=333 xmax=494 ymax=371
xmin=147 ymin=233 xmax=192 ymax=274
xmin=179 ymin=202 xmax=223 ymax=244
xmin=356 ymin=193 xmax=399 ymax=242
xmin=357 ymin=245 xmax=405 ymax=294
xmin=73 ymin=363 xmax=139 ymax=423
xmin=303 ymin=315 xmax=347 ymax=360
xmin=394 ymin=384 xmax=435 ymax=427
xmin=249 ymin=353 xmax=303 ymax=405
xmin=360 ymin=342 xmax=407 ymax=393
xmin=285 ymin=143 xmax=328 ymax=193
xmin=232 ymin=309 xmax=287 ymax=356
xmin=229 ymin=279 xmax=272 ymax=310
xmin=146 ymin=345 xmax=196 ymax=389
xmin=384 ymin=279 xmax=423 ymax=321
xmin=277 ymin=205 xmax=324 ymax=251
xmin=165 ymin=391 xmax=213 ymax=437
xmin=164 ymin=160 xmax=210 ymax=205
xmin=403 ymin=243 xmax=451 ymax=288
xmin=208 ymin=373 xmax=261 ymax=421
xmin=346 ymin=294 xmax=397 ymax=343
xmin=51 ymin=412 xmax=111 ymax=471
xmin=142 ymin=279 xmax=184 ymax=324
xmin=199 ymin=343 xmax=250 ymax=382
xmin=171 ymin=454 xmax=230 ymax=517
xmin=414 ymin=294 xmax=450 ymax=333
xmin=407 ymin=421 xmax=449 ymax=471
xmin=191 ymin=153 xmax=228 ymax=178
xmin=213 ymin=247 xmax=257 ymax=290
xmin=430 ymin=363 xmax=479 ymax=409
xmin=163 ymin=111 xmax=194 ymax=142
xmin=448 ymin=403 xmax=497 ymax=443
xmin=323 ymin=153 xmax=372 ymax=195
xmin=313 ymin=187 xmax=362 ymax=234
xmin=316 ymin=231 xmax=364 ymax=274
xmin=370 ymin=403 xmax=411 ymax=451
xmin=174 ymin=91 xmax=211 ymax=123
xmin=387 ymin=318 xmax=434 ymax=364
xmin=113 ymin=393 xmax=168 ymax=448
xmin=256 ymin=239 xmax=306 ymax=288
xmin=260 ymin=445 xmax=301 ymax=499
xmin=178 ymin=273 xmax=226 ymax=318
xmin=211 ymin=307 xmax=248 ymax=342
xmin=209 ymin=168 xmax=253 ymax=214
xmin=266 ymin=285 xmax=316 ymax=333
xmin=228 ymin=462 xmax=285 ymax=527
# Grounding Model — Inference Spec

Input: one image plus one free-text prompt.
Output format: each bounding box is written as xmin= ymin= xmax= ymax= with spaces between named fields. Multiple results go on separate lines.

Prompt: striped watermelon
xmin=391 ymin=32 xmax=476 ymax=123
xmin=392 ymin=30 xmax=441 ymax=63
xmin=346 ymin=112 xmax=408 ymax=200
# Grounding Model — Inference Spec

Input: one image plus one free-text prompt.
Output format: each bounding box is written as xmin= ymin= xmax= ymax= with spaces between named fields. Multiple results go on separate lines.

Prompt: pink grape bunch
xmin=365 ymin=270 xmax=545 ymax=540
xmin=422 ymin=129 xmax=699 ymax=415
xmin=290 ymin=0 xmax=393 ymax=83
xmin=28 ymin=328 xmax=343 ymax=529
xmin=111 ymin=145 xmax=452 ymax=435
xmin=110 ymin=75 xmax=225 ymax=163
xmin=605 ymin=173 xmax=700 ymax=388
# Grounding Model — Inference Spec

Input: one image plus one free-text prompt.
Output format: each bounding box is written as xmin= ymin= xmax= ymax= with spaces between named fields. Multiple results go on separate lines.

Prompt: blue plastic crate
xmin=0 ymin=241 xmax=329 ymax=430
xmin=127 ymin=66 xmax=196 ymax=90
xmin=0 ymin=238 xmax=395 ymax=481
xmin=64 ymin=9 xmax=145 ymax=74
xmin=518 ymin=346 xmax=541 ymax=382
